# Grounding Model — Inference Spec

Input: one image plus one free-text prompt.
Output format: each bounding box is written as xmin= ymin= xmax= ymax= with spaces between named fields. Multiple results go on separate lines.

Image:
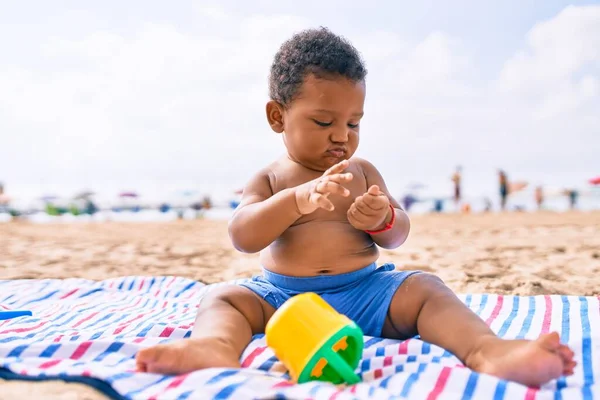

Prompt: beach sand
xmin=1 ymin=211 xmax=599 ymax=399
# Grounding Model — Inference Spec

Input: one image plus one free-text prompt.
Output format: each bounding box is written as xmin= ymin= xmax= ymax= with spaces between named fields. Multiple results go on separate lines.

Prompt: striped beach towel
xmin=0 ymin=276 xmax=598 ymax=399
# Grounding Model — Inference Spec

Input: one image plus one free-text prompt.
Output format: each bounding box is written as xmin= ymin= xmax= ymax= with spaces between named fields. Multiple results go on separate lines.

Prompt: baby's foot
xmin=136 ymin=337 xmax=240 ymax=375
xmin=466 ymin=332 xmax=576 ymax=387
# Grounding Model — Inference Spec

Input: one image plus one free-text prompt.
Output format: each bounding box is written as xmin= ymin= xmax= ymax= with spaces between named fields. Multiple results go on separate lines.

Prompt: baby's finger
xmin=355 ymin=197 xmax=379 ymax=216
xmin=367 ymin=185 xmax=381 ymax=196
xmin=363 ymin=193 xmax=389 ymax=210
xmin=323 ymin=160 xmax=349 ymax=176
xmin=316 ymin=180 xmax=349 ymax=197
xmin=346 ymin=204 xmax=357 ymax=223
xmin=326 ymin=172 xmax=354 ymax=184
xmin=310 ymin=193 xmax=335 ymax=211
xmin=347 ymin=206 xmax=370 ymax=226
xmin=347 ymin=202 xmax=356 ymax=216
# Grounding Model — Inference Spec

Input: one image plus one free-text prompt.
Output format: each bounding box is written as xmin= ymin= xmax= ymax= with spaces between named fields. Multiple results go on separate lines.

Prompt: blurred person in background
xmin=535 ymin=186 xmax=544 ymax=210
xmin=452 ymin=166 xmax=462 ymax=210
xmin=499 ymin=170 xmax=509 ymax=211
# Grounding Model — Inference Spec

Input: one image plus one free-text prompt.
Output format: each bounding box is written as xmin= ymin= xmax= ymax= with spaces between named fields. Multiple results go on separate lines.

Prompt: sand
xmin=1 ymin=211 xmax=599 ymax=399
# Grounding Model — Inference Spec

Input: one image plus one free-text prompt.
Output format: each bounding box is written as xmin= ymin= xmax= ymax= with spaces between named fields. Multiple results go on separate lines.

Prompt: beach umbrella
xmin=407 ymin=182 xmax=426 ymax=190
xmin=74 ymin=190 xmax=95 ymax=200
xmin=40 ymin=195 xmax=58 ymax=202
xmin=178 ymin=190 xmax=199 ymax=197
xmin=589 ymin=176 xmax=600 ymax=185
xmin=119 ymin=191 xmax=138 ymax=198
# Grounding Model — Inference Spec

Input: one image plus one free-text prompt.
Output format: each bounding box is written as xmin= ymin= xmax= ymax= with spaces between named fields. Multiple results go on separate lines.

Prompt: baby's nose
xmin=330 ymin=127 xmax=349 ymax=143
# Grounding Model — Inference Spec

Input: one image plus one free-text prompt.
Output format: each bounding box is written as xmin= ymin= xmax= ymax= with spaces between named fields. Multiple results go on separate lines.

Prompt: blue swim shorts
xmin=239 ymin=263 xmax=420 ymax=337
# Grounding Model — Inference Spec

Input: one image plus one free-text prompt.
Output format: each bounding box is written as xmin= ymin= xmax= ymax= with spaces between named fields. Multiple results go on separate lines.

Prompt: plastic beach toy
xmin=0 ymin=310 xmax=32 ymax=320
xmin=265 ymin=293 xmax=364 ymax=384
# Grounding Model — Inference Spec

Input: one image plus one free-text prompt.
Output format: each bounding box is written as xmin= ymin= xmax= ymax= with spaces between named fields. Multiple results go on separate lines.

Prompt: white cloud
xmin=497 ymin=5 xmax=600 ymax=120
xmin=500 ymin=6 xmax=600 ymax=90
xmin=0 ymin=4 xmax=598 ymax=205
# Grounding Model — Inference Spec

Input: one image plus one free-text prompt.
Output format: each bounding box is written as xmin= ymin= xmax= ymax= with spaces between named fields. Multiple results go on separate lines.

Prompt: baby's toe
xmin=136 ymin=346 xmax=161 ymax=364
xmin=136 ymin=345 xmax=178 ymax=373
xmin=558 ymin=345 xmax=574 ymax=362
xmin=537 ymin=332 xmax=561 ymax=351
xmin=564 ymin=360 xmax=577 ymax=375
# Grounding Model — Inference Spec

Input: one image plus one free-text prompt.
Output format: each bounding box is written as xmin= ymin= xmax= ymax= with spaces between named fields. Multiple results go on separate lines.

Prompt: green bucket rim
xmin=297 ymin=322 xmax=364 ymax=385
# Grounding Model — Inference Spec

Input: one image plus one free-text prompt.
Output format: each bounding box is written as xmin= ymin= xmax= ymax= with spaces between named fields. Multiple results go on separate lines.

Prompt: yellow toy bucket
xmin=265 ymin=292 xmax=363 ymax=384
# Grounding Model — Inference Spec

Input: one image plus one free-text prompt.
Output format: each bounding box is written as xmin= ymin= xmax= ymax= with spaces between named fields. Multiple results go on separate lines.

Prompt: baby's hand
xmin=347 ymin=185 xmax=391 ymax=231
xmin=294 ymin=160 xmax=353 ymax=215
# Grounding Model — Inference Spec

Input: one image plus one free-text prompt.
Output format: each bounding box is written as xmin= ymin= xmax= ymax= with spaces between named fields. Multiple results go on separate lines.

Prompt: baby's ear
xmin=266 ymin=101 xmax=284 ymax=133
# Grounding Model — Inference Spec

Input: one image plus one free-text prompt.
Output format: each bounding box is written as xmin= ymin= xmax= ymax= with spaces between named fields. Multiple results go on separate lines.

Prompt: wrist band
xmin=365 ymin=204 xmax=396 ymax=235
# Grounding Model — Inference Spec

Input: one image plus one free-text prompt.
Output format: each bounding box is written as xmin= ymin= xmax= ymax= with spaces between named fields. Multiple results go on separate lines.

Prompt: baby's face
xmin=281 ymin=74 xmax=365 ymax=172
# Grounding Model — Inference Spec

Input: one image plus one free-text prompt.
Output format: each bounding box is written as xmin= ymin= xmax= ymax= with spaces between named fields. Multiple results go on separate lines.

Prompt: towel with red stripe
xmin=0 ymin=276 xmax=598 ymax=399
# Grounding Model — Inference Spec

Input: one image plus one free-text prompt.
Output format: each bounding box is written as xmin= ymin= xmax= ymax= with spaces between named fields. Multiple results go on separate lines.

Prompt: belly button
xmin=318 ymin=269 xmax=332 ymax=274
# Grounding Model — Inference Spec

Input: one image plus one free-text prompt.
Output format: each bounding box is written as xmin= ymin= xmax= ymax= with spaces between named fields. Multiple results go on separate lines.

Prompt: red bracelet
xmin=365 ymin=204 xmax=396 ymax=235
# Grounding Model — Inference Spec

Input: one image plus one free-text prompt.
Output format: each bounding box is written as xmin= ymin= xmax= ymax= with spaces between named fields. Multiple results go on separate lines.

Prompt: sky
xmin=1 ymin=1 xmax=599 ymax=204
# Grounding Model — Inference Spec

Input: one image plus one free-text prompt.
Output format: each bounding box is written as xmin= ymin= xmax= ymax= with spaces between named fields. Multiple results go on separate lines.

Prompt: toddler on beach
xmin=136 ymin=27 xmax=575 ymax=386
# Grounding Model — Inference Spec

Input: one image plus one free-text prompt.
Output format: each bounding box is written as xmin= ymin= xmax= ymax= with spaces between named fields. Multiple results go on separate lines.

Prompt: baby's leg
xmin=383 ymin=274 xmax=576 ymax=387
xmin=136 ymin=285 xmax=275 ymax=375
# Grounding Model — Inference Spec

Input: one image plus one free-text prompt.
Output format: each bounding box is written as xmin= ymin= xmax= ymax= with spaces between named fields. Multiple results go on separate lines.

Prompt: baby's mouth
xmin=327 ymin=148 xmax=346 ymax=158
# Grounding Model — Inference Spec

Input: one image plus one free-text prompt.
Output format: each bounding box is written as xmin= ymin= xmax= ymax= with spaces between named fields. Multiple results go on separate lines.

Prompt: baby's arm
xmin=228 ymin=169 xmax=301 ymax=253
xmin=359 ymin=159 xmax=410 ymax=249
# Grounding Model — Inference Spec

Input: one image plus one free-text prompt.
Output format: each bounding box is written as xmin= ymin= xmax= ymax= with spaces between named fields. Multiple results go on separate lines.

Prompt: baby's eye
xmin=313 ymin=119 xmax=332 ymax=127
xmin=348 ymin=123 xmax=360 ymax=129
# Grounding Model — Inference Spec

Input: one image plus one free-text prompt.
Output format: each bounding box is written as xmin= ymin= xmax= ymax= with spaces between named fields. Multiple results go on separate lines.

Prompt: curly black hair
xmin=269 ymin=27 xmax=367 ymax=107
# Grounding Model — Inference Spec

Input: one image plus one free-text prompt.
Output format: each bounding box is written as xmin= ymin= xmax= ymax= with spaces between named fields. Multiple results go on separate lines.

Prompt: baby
xmin=136 ymin=28 xmax=575 ymax=386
